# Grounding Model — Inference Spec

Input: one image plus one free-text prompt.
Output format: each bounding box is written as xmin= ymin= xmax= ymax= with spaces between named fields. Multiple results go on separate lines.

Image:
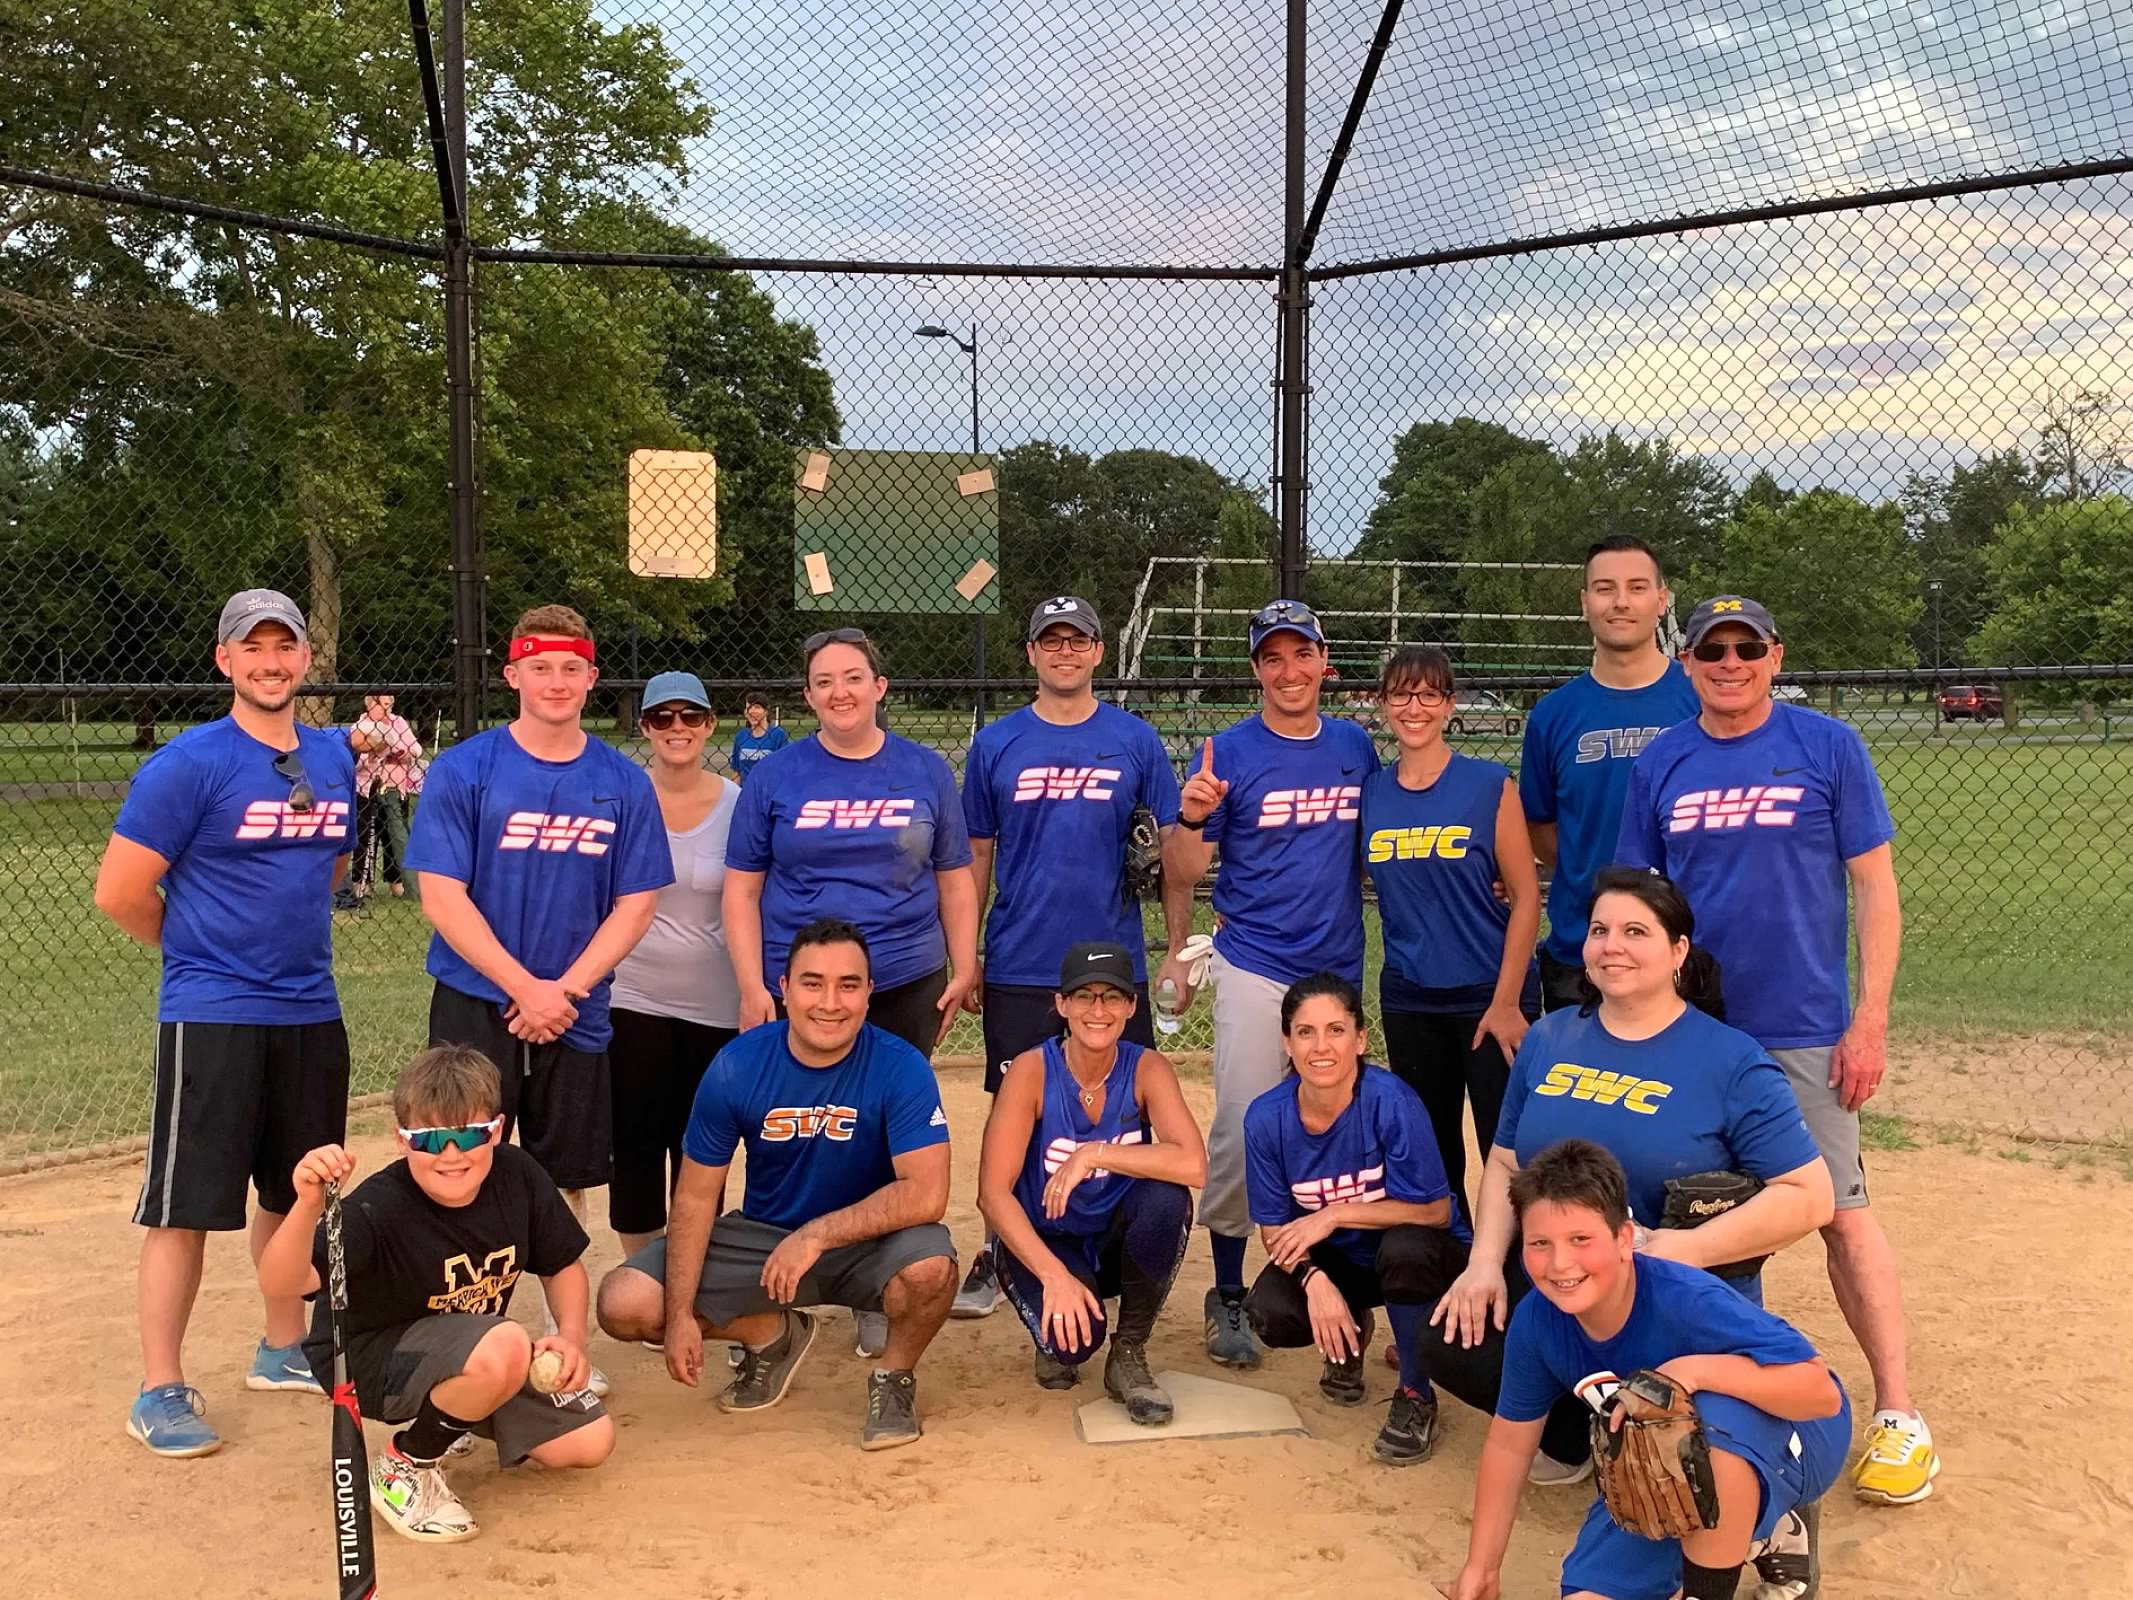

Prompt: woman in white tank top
xmin=609 ymin=672 xmax=743 ymax=1256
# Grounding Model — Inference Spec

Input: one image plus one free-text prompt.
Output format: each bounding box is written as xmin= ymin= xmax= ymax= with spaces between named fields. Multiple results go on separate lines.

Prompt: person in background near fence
xmin=405 ymin=604 xmax=672 ymax=1398
xmin=1616 ymin=594 xmax=1937 ymax=1508
xmin=607 ymin=671 xmax=742 ymax=1260
xmin=730 ymin=690 xmax=788 ymax=782
xmin=596 ymin=919 xmax=958 ymax=1451
xmin=335 ymin=691 xmax=423 ymax=912
xmin=722 ymin=628 xmax=976 ymax=1359
xmin=1361 ymin=643 xmax=1542 ymax=1226
xmin=978 ymin=941 xmax=1204 ymax=1420
xmin=1519 ymin=536 xmax=1701 ymax=1013
xmin=94 ymin=588 xmax=357 ymax=1457
xmin=950 ymin=595 xmax=1181 ymax=1320
xmin=1158 ymin=599 xmax=1380 ymax=1370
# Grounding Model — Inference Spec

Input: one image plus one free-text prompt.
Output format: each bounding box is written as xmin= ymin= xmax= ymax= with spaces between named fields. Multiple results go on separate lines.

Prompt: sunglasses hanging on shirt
xmin=271 ymin=748 xmax=314 ymax=812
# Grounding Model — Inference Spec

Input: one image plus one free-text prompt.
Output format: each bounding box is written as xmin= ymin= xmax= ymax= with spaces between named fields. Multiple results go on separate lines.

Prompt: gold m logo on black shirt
xmin=428 ymin=1247 xmax=520 ymax=1315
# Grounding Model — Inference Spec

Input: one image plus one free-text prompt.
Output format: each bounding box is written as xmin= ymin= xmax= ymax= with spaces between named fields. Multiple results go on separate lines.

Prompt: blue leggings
xmin=995 ymin=1180 xmax=1194 ymax=1363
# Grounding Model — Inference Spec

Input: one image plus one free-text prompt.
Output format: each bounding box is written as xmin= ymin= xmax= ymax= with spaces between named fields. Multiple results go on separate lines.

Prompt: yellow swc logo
xmin=1366 ymin=825 xmax=1472 ymax=864
xmin=1534 ymin=1063 xmax=1672 ymax=1114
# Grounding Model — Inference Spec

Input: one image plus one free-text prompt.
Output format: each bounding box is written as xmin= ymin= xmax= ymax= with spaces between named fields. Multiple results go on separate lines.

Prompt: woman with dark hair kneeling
xmin=1242 ymin=973 xmax=1514 ymax=1467
xmin=978 ymin=943 xmax=1206 ymax=1425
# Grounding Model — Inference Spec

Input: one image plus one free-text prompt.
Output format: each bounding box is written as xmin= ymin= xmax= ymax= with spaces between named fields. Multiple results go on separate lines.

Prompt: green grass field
xmin=3 ymin=709 xmax=2128 ymax=1156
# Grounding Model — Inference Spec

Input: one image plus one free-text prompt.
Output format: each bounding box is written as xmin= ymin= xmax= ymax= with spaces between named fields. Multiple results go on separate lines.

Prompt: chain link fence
xmin=4 ymin=0 xmax=2129 ymax=1162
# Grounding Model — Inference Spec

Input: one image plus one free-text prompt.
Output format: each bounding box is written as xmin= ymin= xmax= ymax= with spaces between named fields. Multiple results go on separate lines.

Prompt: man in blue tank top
xmin=1617 ymin=592 xmax=1933 ymax=1509
xmin=976 ymin=943 xmax=1206 ymax=1424
xmin=1160 ymin=599 xmax=1380 ymax=1368
xmin=1519 ymin=535 xmax=1700 ymax=1011
xmin=952 ymin=595 xmax=1181 ymax=1319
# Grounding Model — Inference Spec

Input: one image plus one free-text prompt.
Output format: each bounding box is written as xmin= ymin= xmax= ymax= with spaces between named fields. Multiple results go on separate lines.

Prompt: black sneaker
xmin=861 ymin=1368 xmax=921 ymax=1450
xmin=1103 ymin=1338 xmax=1173 ymax=1426
xmin=1034 ymin=1348 xmax=1080 ymax=1391
xmin=952 ymin=1250 xmax=1004 ymax=1319
xmin=1372 ymin=1385 xmax=1439 ymax=1466
xmin=1318 ymin=1307 xmax=1374 ymax=1405
xmin=1202 ymin=1286 xmax=1264 ymax=1370
xmin=1750 ymin=1500 xmax=1821 ymax=1599
xmin=717 ymin=1310 xmax=817 ymax=1413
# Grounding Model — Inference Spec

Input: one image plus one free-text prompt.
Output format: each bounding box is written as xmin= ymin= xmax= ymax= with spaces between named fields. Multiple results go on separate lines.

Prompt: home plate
xmin=1074 ymin=1371 xmax=1309 ymax=1445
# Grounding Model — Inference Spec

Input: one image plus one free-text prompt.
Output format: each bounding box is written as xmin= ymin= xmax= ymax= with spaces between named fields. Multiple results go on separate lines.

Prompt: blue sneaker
xmin=127 ymin=1384 xmax=221 ymax=1457
xmin=246 ymin=1339 xmax=323 ymax=1394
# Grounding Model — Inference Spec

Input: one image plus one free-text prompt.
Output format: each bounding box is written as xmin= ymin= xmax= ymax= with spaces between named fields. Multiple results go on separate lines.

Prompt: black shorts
xmin=981 ymin=981 xmax=1155 ymax=1093
xmin=134 ymin=1019 xmax=350 ymax=1231
xmin=428 ymin=984 xmax=612 ymax=1191
xmin=607 ymin=1007 xmax=737 ymax=1236
xmin=623 ymin=1213 xmax=956 ymax=1327
xmin=1539 ymin=950 xmax=1587 ymax=1014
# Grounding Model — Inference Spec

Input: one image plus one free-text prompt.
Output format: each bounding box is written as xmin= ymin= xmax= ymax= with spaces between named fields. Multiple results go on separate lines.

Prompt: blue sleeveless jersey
xmin=1012 ymin=1036 xmax=1151 ymax=1236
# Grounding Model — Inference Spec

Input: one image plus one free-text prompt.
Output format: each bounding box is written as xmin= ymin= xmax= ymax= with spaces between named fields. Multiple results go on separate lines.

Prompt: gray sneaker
xmin=853 ymin=1309 xmax=889 ymax=1358
xmin=1319 ymin=1308 xmax=1374 ymax=1405
xmin=1103 ymin=1338 xmax=1173 ymax=1426
xmin=952 ymin=1250 xmax=1004 ymax=1319
xmin=1372 ymin=1385 xmax=1439 ymax=1465
xmin=861 ymin=1368 xmax=921 ymax=1450
xmin=718 ymin=1310 xmax=818 ymax=1413
xmin=1202 ymin=1287 xmax=1264 ymax=1370
xmin=1750 ymin=1500 xmax=1821 ymax=1599
xmin=1034 ymin=1348 xmax=1080 ymax=1390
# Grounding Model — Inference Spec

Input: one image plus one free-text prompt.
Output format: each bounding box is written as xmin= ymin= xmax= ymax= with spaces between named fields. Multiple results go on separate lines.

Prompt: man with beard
xmin=96 ymin=589 xmax=358 ymax=1456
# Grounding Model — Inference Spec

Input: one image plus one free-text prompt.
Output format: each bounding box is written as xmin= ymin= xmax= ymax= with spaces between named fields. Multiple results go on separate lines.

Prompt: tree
xmin=1559 ymin=431 xmax=1734 ymax=582
xmin=1737 ymin=469 xmax=1793 ymax=515
xmin=1901 ymin=450 xmax=2038 ymax=670
xmin=1692 ymin=492 xmax=1921 ymax=670
xmin=2031 ymin=385 xmax=2130 ymax=502
xmin=1357 ymin=418 xmax=1553 ymax=564
xmin=1969 ymin=497 xmax=2133 ymax=669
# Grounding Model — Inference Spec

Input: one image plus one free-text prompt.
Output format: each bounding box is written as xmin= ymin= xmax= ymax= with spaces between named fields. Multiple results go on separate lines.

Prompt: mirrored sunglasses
xmin=399 ymin=1117 xmax=503 ymax=1155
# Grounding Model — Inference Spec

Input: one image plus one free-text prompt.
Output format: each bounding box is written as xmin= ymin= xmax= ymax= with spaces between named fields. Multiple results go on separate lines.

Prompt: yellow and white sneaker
xmin=1853 ymin=1408 xmax=1940 ymax=1505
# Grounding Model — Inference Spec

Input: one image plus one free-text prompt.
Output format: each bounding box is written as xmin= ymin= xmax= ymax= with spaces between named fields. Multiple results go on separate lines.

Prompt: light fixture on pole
xmin=915 ymin=322 xmax=988 ymax=720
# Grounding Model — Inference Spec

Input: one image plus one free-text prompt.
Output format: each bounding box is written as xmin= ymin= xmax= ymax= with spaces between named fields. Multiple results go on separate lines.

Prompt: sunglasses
xmin=1690 ymin=639 xmax=1773 ymax=663
xmin=271 ymin=749 xmax=314 ymax=812
xmin=399 ymin=1117 xmax=503 ymax=1155
xmin=643 ymin=706 xmax=711 ymax=730
xmin=1252 ymin=600 xmax=1320 ymax=628
xmin=803 ymin=627 xmax=870 ymax=657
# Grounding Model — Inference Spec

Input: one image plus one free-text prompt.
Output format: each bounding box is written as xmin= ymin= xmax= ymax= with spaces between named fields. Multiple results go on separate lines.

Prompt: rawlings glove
xmin=1658 ymin=1170 xmax=1769 ymax=1282
xmin=1591 ymin=1369 xmax=1719 ymax=1540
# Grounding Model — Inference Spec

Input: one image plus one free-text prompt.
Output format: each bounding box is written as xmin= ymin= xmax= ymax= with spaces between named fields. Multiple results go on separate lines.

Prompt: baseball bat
xmin=325 ymin=1180 xmax=379 ymax=1599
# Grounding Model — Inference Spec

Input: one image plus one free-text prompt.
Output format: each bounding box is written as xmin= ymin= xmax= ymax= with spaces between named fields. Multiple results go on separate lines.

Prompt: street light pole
xmin=917 ymin=322 xmax=988 ymax=722
xmin=1928 ymin=579 xmax=1944 ymax=725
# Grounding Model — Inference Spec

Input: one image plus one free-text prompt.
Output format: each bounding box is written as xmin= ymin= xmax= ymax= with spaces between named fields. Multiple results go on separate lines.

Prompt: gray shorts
xmin=1769 ymin=1046 xmax=1869 ymax=1211
xmin=625 ymin=1213 xmax=955 ymax=1327
xmin=367 ymin=1314 xmax=607 ymax=1466
xmin=1204 ymin=951 xmax=1295 ymax=1237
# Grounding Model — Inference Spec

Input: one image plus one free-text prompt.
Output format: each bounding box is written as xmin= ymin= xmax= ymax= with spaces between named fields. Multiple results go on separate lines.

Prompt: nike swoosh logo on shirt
xmin=1771 ymin=767 xmax=1802 ymax=777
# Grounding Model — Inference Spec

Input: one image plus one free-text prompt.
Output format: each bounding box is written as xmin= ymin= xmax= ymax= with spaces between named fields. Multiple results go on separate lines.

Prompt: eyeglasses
xmin=1690 ymin=639 xmax=1772 ymax=663
xmin=643 ymin=706 xmax=710 ymax=730
xmin=1065 ymin=987 xmax=1133 ymax=1008
xmin=1383 ymin=687 xmax=1450 ymax=709
xmin=399 ymin=1117 xmax=503 ymax=1155
xmin=271 ymin=749 xmax=314 ymax=812
xmin=1035 ymin=634 xmax=1098 ymax=655
xmin=803 ymin=627 xmax=870 ymax=657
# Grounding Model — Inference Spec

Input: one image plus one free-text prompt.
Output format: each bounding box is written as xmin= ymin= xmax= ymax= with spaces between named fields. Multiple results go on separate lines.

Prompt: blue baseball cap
xmin=641 ymin=670 xmax=712 ymax=711
xmin=1248 ymin=598 xmax=1325 ymax=655
xmin=1685 ymin=595 xmax=1780 ymax=646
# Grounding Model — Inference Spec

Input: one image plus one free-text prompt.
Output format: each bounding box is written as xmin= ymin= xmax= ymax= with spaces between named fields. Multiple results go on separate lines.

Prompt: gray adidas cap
xmin=216 ymin=589 xmax=308 ymax=644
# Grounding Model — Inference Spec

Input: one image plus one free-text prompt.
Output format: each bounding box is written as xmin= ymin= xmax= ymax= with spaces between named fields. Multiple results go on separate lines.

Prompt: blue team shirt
xmin=732 ymin=724 xmax=790 ymax=779
xmin=1615 ymin=703 xmax=1896 ymax=1048
xmin=1362 ymin=754 xmax=1538 ymax=1014
xmin=725 ymin=732 xmax=973 ymax=991
xmin=112 ymin=718 xmax=356 ymax=1024
xmin=1201 ymin=715 xmax=1380 ymax=986
xmin=682 ymin=1021 xmax=950 ymax=1230
xmin=403 ymin=727 xmax=672 ymax=1051
xmin=963 ymin=704 xmax=1181 ymax=986
xmin=1497 ymin=1253 xmax=1818 ymax=1423
xmin=1519 ymin=664 xmax=1701 ymax=966
xmin=1011 ymin=1037 xmax=1152 ymax=1236
xmin=1244 ymin=1066 xmax=1470 ymax=1262
xmin=1496 ymin=1006 xmax=1820 ymax=1300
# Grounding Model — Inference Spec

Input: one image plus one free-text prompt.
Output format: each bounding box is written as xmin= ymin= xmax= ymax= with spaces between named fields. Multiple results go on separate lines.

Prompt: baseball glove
xmin=1659 ymin=1170 xmax=1768 ymax=1281
xmin=1123 ymin=804 xmax=1163 ymax=907
xmin=1591 ymin=1369 xmax=1719 ymax=1541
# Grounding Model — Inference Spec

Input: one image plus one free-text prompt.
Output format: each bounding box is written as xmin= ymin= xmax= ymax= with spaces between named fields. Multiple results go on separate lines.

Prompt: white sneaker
xmin=586 ymin=1363 xmax=611 ymax=1398
xmin=370 ymin=1445 xmax=479 ymax=1543
xmin=854 ymin=1310 xmax=888 ymax=1359
xmin=1748 ymin=1502 xmax=1819 ymax=1599
xmin=1527 ymin=1449 xmax=1595 ymax=1487
xmin=444 ymin=1433 xmax=477 ymax=1460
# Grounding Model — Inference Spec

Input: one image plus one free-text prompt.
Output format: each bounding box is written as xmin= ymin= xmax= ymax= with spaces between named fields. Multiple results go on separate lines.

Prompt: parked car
xmin=1448 ymin=689 xmax=1522 ymax=738
xmin=1938 ymin=683 xmax=2004 ymax=721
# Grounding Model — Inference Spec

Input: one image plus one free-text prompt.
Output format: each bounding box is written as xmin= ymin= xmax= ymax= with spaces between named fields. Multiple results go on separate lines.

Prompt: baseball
xmin=528 ymin=1348 xmax=567 ymax=1395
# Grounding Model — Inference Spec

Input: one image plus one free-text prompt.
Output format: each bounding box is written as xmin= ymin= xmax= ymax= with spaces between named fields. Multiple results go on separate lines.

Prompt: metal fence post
xmin=1274 ymin=0 xmax=1309 ymax=601
xmin=442 ymin=0 xmax=485 ymax=740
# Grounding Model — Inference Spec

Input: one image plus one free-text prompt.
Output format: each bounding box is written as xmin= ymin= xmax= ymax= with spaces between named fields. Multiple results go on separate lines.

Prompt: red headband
xmin=508 ymin=636 xmax=596 ymax=662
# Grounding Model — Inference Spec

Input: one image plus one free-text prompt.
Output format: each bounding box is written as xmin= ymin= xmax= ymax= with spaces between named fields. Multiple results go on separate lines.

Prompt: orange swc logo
xmin=760 ymin=1104 xmax=859 ymax=1141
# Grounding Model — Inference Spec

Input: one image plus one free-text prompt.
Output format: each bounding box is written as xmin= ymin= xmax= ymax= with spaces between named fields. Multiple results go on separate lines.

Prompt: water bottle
xmin=1153 ymin=977 xmax=1183 ymax=1037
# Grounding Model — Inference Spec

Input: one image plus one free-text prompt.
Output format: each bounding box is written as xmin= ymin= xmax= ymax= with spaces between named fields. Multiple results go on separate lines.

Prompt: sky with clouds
xmin=589 ymin=0 xmax=2131 ymax=549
